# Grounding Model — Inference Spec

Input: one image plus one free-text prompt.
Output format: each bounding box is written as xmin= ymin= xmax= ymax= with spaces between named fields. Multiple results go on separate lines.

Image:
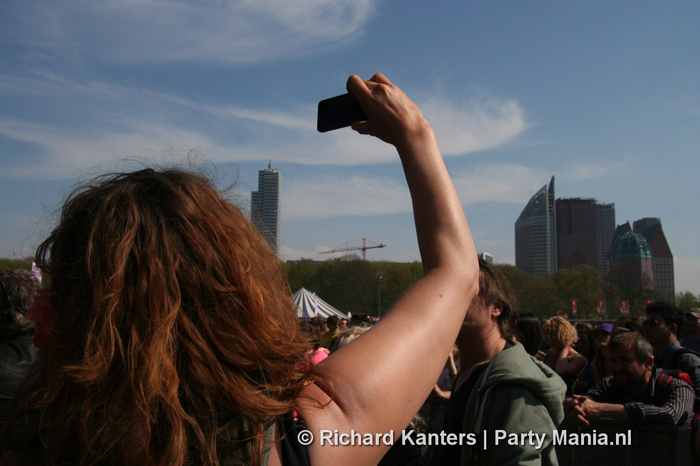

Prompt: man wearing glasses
xmin=644 ymin=301 xmax=700 ymax=410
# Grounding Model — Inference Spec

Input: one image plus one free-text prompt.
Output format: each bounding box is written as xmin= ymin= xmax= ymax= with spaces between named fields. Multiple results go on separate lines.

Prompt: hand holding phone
xmin=317 ymin=93 xmax=367 ymax=133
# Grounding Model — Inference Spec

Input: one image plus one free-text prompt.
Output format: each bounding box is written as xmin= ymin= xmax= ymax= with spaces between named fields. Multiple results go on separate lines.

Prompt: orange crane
xmin=319 ymin=238 xmax=386 ymax=260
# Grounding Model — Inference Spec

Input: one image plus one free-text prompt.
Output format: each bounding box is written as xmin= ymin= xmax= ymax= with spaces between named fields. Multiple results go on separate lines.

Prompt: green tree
xmin=676 ymin=291 xmax=700 ymax=312
xmin=610 ymin=262 xmax=657 ymax=316
xmin=496 ymin=264 xmax=559 ymax=318
xmin=0 ymin=257 xmax=33 ymax=274
xmin=315 ymin=257 xmax=375 ymax=316
xmin=371 ymin=261 xmax=422 ymax=315
xmin=286 ymin=258 xmax=319 ymax=293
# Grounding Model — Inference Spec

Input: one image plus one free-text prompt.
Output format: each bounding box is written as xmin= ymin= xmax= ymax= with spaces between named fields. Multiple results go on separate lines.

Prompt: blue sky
xmin=1 ymin=1 xmax=698 ymax=295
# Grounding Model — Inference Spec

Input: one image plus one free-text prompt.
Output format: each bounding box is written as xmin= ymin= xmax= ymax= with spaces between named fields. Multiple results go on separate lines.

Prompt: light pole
xmin=376 ymin=273 xmax=383 ymax=317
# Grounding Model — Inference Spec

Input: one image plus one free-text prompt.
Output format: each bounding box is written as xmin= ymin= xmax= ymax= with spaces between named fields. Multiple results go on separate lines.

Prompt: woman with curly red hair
xmin=2 ymin=73 xmax=479 ymax=466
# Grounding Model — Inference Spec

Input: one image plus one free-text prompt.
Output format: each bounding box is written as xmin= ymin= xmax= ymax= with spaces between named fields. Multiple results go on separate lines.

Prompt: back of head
xmin=0 ymin=270 xmax=40 ymax=337
xmin=542 ymin=316 xmax=578 ymax=349
xmin=646 ymin=301 xmax=685 ymax=336
xmin=575 ymin=321 xmax=593 ymax=332
xmin=510 ymin=311 xmax=543 ymax=357
xmin=478 ymin=259 xmax=517 ymax=340
xmin=614 ymin=316 xmax=643 ymax=334
xmin=332 ymin=325 xmax=371 ymax=352
xmin=16 ymin=168 xmax=312 ymax=466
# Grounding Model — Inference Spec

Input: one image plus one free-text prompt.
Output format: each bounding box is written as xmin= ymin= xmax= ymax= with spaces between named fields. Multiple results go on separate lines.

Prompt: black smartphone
xmin=317 ymin=93 xmax=368 ymax=133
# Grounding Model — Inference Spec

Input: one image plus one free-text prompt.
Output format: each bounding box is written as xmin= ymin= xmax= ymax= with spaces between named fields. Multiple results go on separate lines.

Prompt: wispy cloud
xmin=421 ymin=93 xmax=528 ymax=156
xmin=451 ymin=164 xmax=547 ymax=204
xmin=283 ymin=175 xmax=411 ymax=220
xmin=281 ymin=159 xmax=636 ymax=221
xmin=0 ymin=72 xmax=530 ymax=176
xmin=281 ymin=164 xmax=546 ymax=220
xmin=674 ymin=257 xmax=700 ymax=295
xmin=559 ymin=156 xmax=634 ymax=181
xmin=5 ymin=0 xmax=377 ymax=65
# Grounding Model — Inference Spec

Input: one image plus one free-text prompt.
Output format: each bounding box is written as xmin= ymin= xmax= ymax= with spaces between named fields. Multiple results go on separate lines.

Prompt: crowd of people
xmin=0 ymin=73 xmax=698 ymax=465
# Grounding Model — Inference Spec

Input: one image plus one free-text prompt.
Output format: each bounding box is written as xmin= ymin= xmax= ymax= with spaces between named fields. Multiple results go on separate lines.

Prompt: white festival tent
xmin=292 ymin=288 xmax=349 ymax=320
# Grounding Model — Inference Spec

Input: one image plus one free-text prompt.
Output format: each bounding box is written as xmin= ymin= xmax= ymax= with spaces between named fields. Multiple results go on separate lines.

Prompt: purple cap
xmin=597 ymin=323 xmax=614 ymax=333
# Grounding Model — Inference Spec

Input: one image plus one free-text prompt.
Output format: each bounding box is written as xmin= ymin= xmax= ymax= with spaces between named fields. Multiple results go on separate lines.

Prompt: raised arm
xmin=297 ymin=74 xmax=479 ymax=465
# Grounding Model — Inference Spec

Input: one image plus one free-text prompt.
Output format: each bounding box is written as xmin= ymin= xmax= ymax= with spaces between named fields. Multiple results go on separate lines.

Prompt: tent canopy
xmin=292 ymin=288 xmax=349 ymax=319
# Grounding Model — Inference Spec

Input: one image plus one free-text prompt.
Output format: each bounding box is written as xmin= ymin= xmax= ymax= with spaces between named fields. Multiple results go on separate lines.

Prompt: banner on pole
xmin=571 ymin=300 xmax=578 ymax=318
xmin=598 ymin=299 xmax=606 ymax=319
xmin=620 ymin=299 xmax=630 ymax=317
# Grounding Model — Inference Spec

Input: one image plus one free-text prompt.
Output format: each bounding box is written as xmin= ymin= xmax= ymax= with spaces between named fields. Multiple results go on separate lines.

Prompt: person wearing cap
xmin=591 ymin=323 xmax=614 ymax=385
xmin=681 ymin=309 xmax=700 ymax=353
xmin=644 ymin=301 xmax=700 ymax=409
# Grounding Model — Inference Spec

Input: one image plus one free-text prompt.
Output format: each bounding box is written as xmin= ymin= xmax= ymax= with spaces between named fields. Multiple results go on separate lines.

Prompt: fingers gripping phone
xmin=317 ymin=93 xmax=368 ymax=133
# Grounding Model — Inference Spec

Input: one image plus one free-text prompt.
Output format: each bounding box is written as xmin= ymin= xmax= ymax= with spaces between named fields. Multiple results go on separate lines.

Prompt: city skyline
xmin=1 ymin=2 xmax=698 ymax=295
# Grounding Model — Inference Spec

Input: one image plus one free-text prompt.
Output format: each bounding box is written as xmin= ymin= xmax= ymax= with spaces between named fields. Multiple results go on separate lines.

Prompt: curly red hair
xmin=7 ymin=168 xmax=313 ymax=466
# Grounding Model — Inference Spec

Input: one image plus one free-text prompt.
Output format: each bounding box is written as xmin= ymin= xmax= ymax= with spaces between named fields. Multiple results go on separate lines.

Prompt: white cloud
xmin=0 ymin=72 xmax=531 ymax=176
xmin=451 ymin=164 xmax=547 ymax=205
xmin=280 ymin=158 xmax=637 ymax=221
xmin=283 ymin=175 xmax=410 ymax=220
xmin=674 ymin=257 xmax=700 ymax=296
xmin=5 ymin=0 xmax=377 ymax=65
xmin=421 ymin=94 xmax=528 ymax=157
xmin=559 ymin=156 xmax=634 ymax=181
xmin=281 ymin=164 xmax=552 ymax=220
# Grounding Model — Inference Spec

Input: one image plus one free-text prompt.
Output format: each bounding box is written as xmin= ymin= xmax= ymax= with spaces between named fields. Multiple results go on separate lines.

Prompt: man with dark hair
xmin=681 ymin=309 xmax=700 ymax=353
xmin=0 ymin=270 xmax=40 ymax=417
xmin=430 ymin=259 xmax=566 ymax=466
xmin=321 ymin=315 xmax=339 ymax=348
xmin=565 ymin=332 xmax=694 ymax=427
xmin=643 ymin=301 xmax=700 ymax=407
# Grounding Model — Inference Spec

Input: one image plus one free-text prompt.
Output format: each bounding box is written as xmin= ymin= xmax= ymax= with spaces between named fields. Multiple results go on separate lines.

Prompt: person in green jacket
xmin=431 ymin=260 xmax=566 ymax=466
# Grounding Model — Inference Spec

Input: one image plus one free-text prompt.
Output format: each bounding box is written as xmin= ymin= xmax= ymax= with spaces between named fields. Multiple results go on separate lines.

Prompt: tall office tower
xmin=251 ymin=163 xmax=281 ymax=254
xmin=596 ymin=203 xmax=616 ymax=278
xmin=554 ymin=198 xmax=616 ymax=278
xmin=609 ymin=231 xmax=654 ymax=291
xmin=633 ymin=218 xmax=675 ymax=301
xmin=515 ymin=176 xmax=556 ymax=277
xmin=556 ymin=198 xmax=598 ymax=272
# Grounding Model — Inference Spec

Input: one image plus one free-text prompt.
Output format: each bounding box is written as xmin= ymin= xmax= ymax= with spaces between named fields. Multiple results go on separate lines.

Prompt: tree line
xmin=286 ymin=257 xmax=700 ymax=319
xmin=4 ymin=255 xmax=698 ymax=319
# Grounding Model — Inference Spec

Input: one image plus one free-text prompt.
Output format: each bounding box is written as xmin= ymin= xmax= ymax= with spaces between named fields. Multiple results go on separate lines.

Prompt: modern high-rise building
xmin=556 ymin=198 xmax=599 ymax=272
xmin=633 ymin=218 xmax=674 ymax=301
xmin=515 ymin=176 xmax=556 ymax=277
xmin=609 ymin=230 xmax=654 ymax=291
xmin=553 ymin=197 xmax=615 ymax=277
xmin=251 ymin=163 xmax=281 ymax=254
xmin=596 ymin=203 xmax=616 ymax=278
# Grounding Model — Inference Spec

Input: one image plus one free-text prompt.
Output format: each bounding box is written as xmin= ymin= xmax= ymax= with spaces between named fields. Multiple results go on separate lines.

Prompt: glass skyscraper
xmin=554 ymin=198 xmax=615 ymax=278
xmin=251 ymin=164 xmax=281 ymax=254
xmin=633 ymin=218 xmax=675 ymax=301
xmin=515 ymin=176 xmax=556 ymax=277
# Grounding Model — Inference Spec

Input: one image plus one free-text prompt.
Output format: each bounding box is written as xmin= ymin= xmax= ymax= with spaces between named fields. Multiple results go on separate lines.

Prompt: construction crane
xmin=319 ymin=238 xmax=386 ymax=260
